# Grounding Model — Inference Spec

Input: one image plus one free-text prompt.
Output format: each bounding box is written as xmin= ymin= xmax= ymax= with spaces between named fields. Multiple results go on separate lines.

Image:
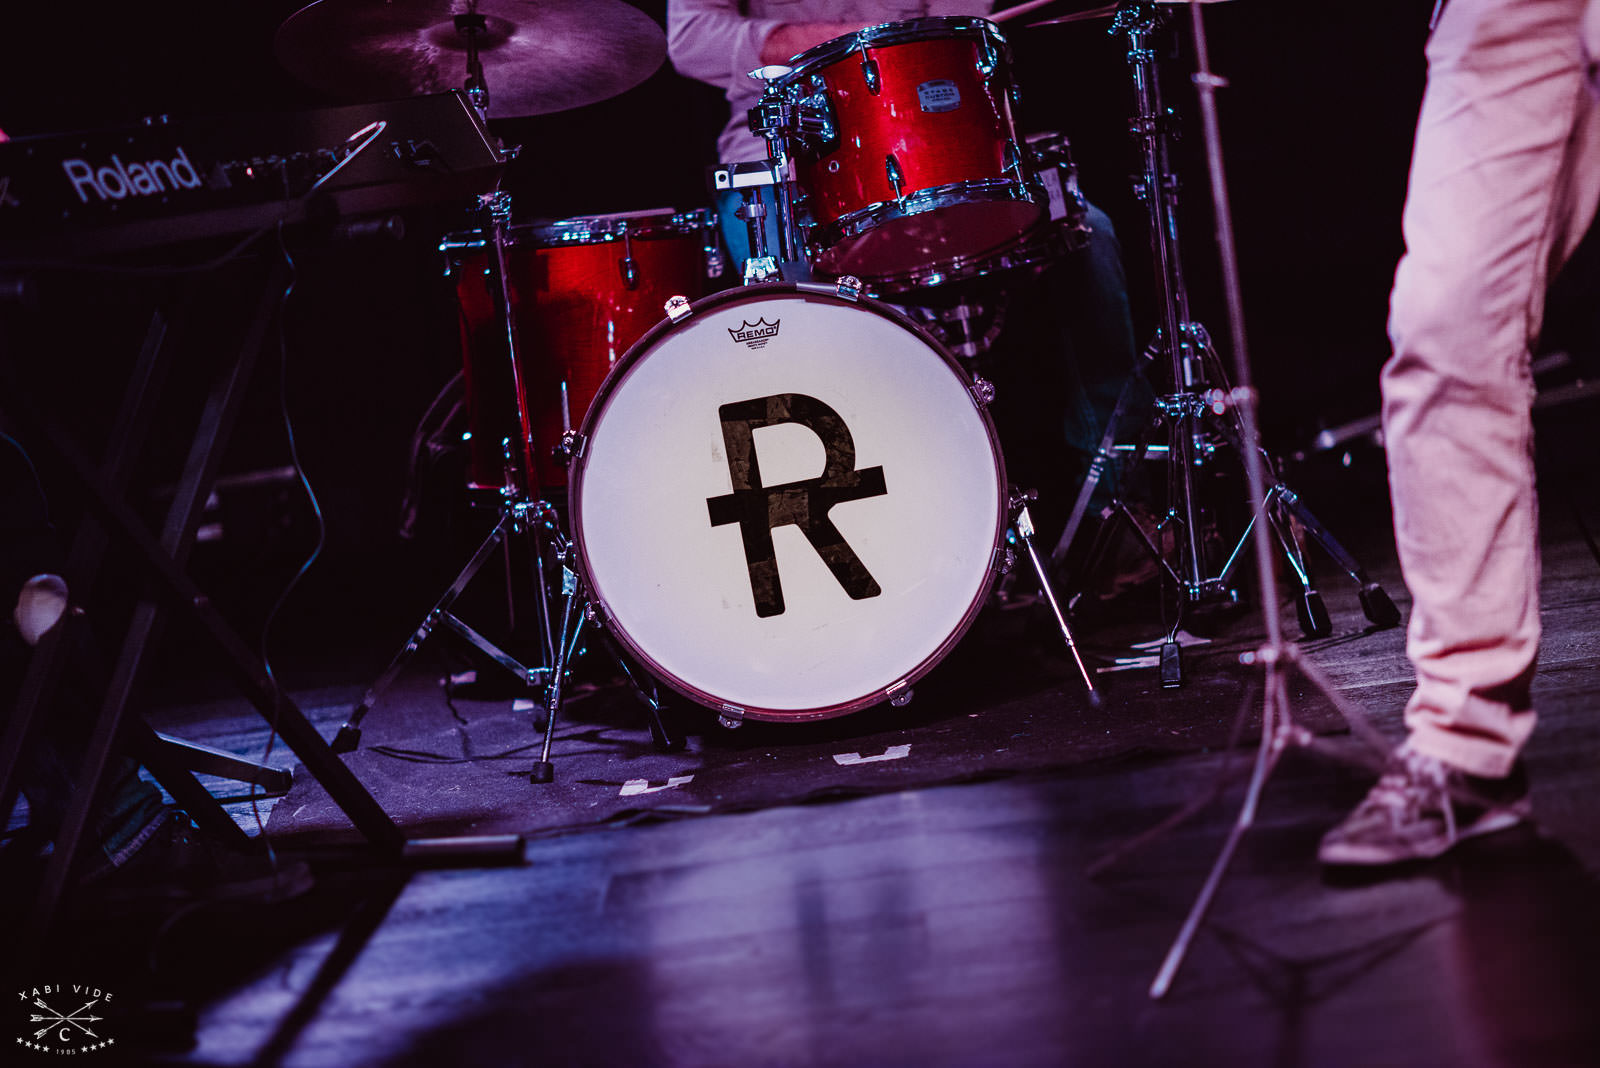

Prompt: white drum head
xmin=571 ymin=286 xmax=1005 ymax=721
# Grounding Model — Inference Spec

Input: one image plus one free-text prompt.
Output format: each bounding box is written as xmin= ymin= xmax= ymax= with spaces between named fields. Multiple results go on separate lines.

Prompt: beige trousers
xmin=1383 ymin=0 xmax=1600 ymax=776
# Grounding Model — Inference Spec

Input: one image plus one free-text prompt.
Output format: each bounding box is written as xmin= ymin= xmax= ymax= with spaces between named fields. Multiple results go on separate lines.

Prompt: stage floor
xmin=26 ymin=461 xmax=1600 ymax=1067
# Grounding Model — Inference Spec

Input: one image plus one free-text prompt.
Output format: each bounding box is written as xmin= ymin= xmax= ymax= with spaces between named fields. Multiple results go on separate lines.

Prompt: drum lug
xmin=557 ymin=429 xmax=587 ymax=463
xmin=994 ymin=544 xmax=1018 ymax=576
xmin=834 ymin=275 xmax=862 ymax=301
xmin=705 ymin=237 xmax=727 ymax=279
xmin=1003 ymin=139 xmax=1025 ymax=182
xmin=717 ymin=704 xmax=746 ymax=729
xmin=969 ymin=374 xmax=995 ymax=407
xmin=885 ymin=153 xmax=905 ymax=199
xmin=664 ymin=294 xmax=694 ymax=322
xmin=886 ymin=681 xmax=914 ymax=708
xmin=976 ymin=31 xmax=1000 ymax=78
xmin=618 ymin=230 xmax=639 ymax=290
xmin=860 ymin=54 xmax=880 ymax=95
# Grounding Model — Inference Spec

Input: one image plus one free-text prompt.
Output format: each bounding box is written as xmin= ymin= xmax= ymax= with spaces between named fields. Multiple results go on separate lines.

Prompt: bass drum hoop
xmin=567 ymin=282 xmax=1009 ymax=722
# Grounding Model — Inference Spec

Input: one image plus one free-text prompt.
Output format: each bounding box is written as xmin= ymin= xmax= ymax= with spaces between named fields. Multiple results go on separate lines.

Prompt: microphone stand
xmin=1095 ymin=0 xmax=1395 ymax=998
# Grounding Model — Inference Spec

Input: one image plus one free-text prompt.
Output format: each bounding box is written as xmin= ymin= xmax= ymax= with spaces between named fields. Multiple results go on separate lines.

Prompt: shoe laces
xmin=1363 ymin=746 xmax=1458 ymax=841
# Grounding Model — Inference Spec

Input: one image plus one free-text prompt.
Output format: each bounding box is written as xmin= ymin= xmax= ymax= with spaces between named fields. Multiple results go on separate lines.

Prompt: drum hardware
xmin=893 ymin=297 xmax=1008 ymax=360
xmin=332 ymin=190 xmax=567 ymax=754
xmin=1057 ymin=1 xmax=1394 ymax=1003
xmin=712 ymin=158 xmax=800 ymax=284
xmin=1008 ymin=490 xmax=1101 ymax=705
xmin=720 ymin=66 xmax=816 ymax=283
xmin=1047 ymin=1 xmax=1398 ymax=687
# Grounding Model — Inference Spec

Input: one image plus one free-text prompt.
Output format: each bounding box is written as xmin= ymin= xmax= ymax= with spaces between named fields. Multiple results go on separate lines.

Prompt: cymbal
xmin=274 ymin=0 xmax=667 ymax=119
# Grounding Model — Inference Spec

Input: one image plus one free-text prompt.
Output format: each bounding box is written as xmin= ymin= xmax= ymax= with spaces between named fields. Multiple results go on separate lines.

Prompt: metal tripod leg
xmin=1274 ymin=486 xmax=1402 ymax=628
xmin=1012 ymin=493 xmax=1100 ymax=706
xmin=1149 ymin=649 xmax=1299 ymax=998
xmin=530 ymin=564 xmax=582 ymax=784
xmin=1199 ymin=338 xmax=1402 ymax=634
xmin=1051 ymin=338 xmax=1163 ymax=570
xmin=332 ymin=502 xmax=552 ymax=753
xmin=596 ymin=628 xmax=684 ymax=753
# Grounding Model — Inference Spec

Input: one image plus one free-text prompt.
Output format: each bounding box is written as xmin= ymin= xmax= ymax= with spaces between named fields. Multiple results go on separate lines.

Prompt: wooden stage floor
xmin=28 ymin=469 xmax=1600 ymax=1068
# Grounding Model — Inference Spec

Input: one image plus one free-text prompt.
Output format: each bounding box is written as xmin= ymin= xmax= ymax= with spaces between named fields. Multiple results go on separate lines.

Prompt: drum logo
xmin=707 ymin=393 xmax=887 ymax=618
xmin=917 ymin=80 xmax=962 ymax=113
xmin=728 ymin=318 xmax=780 ymax=349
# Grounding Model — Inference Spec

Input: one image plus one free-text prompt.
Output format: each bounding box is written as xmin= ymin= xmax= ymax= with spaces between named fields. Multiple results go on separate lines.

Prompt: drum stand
xmin=1051 ymin=1 xmax=1398 ymax=687
xmin=1083 ymin=1 xmax=1395 ymax=998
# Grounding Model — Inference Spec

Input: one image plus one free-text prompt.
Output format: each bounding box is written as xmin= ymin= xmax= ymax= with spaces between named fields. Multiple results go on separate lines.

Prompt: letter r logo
xmin=706 ymin=394 xmax=888 ymax=618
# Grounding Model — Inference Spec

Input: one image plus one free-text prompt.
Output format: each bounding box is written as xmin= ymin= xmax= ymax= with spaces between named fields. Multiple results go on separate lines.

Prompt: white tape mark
xmin=512 ymin=699 xmax=539 ymax=713
xmin=620 ymin=775 xmax=695 ymax=797
xmin=833 ymin=744 xmax=912 ymax=766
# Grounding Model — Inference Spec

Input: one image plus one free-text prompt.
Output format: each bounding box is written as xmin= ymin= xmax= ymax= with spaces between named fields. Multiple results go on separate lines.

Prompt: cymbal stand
xmin=1056 ymin=1 xmax=1396 ymax=686
xmin=332 ymin=190 xmax=563 ymax=753
xmin=1088 ymin=0 xmax=1393 ymax=999
xmin=455 ymin=0 xmax=491 ymax=114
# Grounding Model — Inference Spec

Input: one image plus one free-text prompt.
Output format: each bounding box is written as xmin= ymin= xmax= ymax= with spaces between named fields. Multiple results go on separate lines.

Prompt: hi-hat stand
xmin=1051 ymin=1 xmax=1398 ymax=687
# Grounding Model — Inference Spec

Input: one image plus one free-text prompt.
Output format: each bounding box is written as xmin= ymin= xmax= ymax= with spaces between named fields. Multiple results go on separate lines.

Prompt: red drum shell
xmin=449 ymin=211 xmax=717 ymax=491
xmin=782 ymin=19 xmax=1041 ymax=280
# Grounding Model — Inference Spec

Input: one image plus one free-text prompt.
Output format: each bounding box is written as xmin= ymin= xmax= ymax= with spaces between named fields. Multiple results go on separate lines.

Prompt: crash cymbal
xmin=274 ymin=0 xmax=667 ymax=119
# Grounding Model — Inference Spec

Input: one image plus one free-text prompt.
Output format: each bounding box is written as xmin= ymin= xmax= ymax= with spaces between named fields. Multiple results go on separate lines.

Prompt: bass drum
xmin=569 ymin=284 xmax=1007 ymax=722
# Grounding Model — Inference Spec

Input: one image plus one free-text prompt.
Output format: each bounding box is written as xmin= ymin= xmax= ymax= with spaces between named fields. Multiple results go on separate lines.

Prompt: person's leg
xmin=1322 ymin=0 xmax=1600 ymax=866
xmin=1382 ymin=0 xmax=1600 ymax=778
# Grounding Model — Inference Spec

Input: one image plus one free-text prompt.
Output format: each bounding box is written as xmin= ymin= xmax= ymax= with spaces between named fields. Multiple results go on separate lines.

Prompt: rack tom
xmin=773 ymin=18 xmax=1042 ymax=283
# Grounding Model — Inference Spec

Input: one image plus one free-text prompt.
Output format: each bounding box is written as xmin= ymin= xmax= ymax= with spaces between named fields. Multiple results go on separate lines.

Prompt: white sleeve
xmin=667 ymin=0 xmax=790 ymax=92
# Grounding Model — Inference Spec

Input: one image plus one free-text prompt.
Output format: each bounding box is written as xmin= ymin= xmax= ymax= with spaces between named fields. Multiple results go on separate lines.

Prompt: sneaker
xmin=1318 ymin=744 xmax=1532 ymax=867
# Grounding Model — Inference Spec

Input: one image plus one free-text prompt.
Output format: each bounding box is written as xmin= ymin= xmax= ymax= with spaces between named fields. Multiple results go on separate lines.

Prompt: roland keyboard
xmin=0 ymin=91 xmax=506 ymax=263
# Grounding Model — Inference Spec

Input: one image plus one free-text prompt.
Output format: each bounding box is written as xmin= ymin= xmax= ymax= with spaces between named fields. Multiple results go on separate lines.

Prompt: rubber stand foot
xmin=1297 ymin=589 xmax=1332 ymax=639
xmin=1359 ymin=582 xmax=1402 ymax=629
xmin=1160 ymin=641 xmax=1183 ymax=688
xmin=331 ymin=724 xmax=361 ymax=754
xmin=529 ymin=762 xmax=554 ymax=784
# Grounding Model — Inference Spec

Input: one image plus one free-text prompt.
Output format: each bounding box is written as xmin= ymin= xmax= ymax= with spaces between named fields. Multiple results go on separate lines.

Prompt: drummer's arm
xmin=667 ymin=0 xmax=789 ymax=89
xmin=666 ymin=0 xmax=865 ymax=86
xmin=757 ymin=23 xmax=867 ymax=65
xmin=763 ymin=2 xmax=1001 ymax=60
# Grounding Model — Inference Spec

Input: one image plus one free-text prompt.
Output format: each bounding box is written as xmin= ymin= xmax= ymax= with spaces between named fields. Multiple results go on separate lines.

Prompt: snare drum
xmin=444 ymin=208 xmax=722 ymax=491
xmin=570 ymin=284 xmax=1007 ymax=722
xmin=775 ymin=18 xmax=1042 ymax=283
